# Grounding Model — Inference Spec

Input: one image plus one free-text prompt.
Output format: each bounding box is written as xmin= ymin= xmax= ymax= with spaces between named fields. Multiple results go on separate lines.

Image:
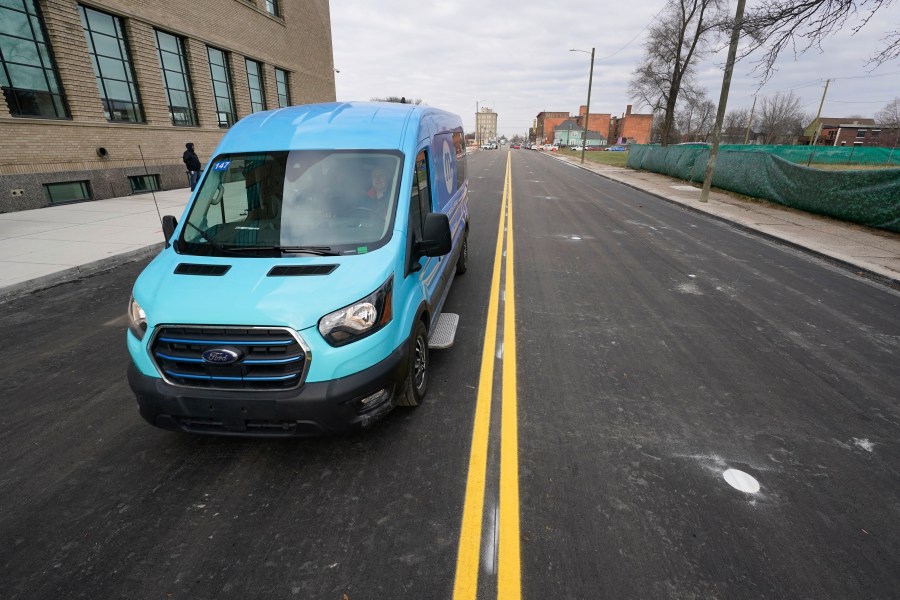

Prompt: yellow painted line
xmin=452 ymin=159 xmax=510 ymax=600
xmin=498 ymin=151 xmax=522 ymax=599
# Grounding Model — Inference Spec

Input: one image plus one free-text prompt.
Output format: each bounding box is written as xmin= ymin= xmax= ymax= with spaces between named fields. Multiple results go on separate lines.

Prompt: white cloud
xmin=330 ymin=1 xmax=900 ymax=136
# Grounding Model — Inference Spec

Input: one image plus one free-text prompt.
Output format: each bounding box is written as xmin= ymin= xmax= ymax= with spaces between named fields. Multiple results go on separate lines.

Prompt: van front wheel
xmin=397 ymin=320 xmax=428 ymax=407
xmin=456 ymin=232 xmax=468 ymax=275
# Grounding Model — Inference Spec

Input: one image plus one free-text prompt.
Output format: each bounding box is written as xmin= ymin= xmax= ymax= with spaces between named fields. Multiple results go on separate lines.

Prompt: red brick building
xmin=535 ymin=111 xmax=569 ymax=144
xmin=574 ymin=105 xmax=611 ymax=143
xmin=608 ymin=105 xmax=653 ymax=145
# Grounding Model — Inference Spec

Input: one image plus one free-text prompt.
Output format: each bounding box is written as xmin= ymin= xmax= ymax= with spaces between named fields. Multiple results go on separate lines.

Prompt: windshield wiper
xmin=279 ymin=246 xmax=338 ymax=256
xmin=182 ymin=221 xmax=247 ymax=257
xmin=222 ymin=245 xmax=339 ymax=256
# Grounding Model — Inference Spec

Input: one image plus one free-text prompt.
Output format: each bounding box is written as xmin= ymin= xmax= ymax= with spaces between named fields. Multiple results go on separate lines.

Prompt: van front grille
xmin=150 ymin=326 xmax=309 ymax=391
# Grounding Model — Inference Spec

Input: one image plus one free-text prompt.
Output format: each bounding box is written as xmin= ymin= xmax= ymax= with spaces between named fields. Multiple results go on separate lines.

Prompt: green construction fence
xmin=626 ymin=145 xmax=900 ymax=232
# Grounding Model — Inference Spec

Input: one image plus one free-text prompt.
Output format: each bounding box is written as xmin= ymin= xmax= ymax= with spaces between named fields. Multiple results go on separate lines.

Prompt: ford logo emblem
xmin=202 ymin=348 xmax=241 ymax=364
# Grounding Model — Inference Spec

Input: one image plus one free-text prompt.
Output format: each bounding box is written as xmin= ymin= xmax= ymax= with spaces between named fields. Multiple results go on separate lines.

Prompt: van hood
xmin=133 ymin=249 xmax=396 ymax=332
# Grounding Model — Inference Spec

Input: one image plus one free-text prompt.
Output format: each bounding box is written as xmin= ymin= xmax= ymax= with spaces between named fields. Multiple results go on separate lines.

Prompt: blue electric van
xmin=126 ymin=102 xmax=468 ymax=436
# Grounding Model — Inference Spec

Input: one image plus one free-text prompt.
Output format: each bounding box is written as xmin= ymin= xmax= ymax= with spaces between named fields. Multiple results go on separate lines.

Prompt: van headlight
xmin=318 ymin=276 xmax=393 ymax=346
xmin=128 ymin=296 xmax=148 ymax=340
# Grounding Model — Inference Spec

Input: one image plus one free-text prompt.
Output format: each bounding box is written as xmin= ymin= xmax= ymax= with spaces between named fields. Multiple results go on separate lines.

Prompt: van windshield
xmin=179 ymin=150 xmax=402 ymax=256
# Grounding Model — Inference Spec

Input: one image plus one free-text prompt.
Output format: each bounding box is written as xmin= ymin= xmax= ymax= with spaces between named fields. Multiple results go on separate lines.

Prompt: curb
xmin=552 ymin=154 xmax=900 ymax=290
xmin=0 ymin=242 xmax=164 ymax=303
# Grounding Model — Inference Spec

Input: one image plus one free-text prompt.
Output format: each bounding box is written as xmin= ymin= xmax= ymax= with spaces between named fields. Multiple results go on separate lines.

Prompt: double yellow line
xmin=453 ymin=152 xmax=520 ymax=600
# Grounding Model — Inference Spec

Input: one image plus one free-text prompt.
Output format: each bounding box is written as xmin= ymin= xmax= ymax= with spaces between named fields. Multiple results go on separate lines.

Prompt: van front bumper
xmin=127 ymin=337 xmax=409 ymax=437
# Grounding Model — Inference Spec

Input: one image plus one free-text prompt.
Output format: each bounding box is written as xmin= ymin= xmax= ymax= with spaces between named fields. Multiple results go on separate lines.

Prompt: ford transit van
xmin=126 ymin=102 xmax=468 ymax=436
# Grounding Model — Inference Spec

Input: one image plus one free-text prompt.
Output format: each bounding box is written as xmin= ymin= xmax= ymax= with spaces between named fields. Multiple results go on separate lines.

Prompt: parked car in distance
xmin=605 ymin=145 xmax=627 ymax=152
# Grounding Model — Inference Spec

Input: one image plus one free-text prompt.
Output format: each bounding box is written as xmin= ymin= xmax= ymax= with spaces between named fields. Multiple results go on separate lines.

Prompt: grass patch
xmin=560 ymin=148 xmax=629 ymax=167
xmin=804 ymin=163 xmax=900 ymax=171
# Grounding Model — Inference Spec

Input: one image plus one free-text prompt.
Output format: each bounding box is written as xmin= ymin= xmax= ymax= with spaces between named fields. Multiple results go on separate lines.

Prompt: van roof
xmin=215 ymin=101 xmax=461 ymax=154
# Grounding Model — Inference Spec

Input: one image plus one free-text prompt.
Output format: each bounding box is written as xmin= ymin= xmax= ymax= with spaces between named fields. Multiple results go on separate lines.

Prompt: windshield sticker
xmin=356 ymin=246 xmax=368 ymax=254
xmin=212 ymin=160 xmax=231 ymax=171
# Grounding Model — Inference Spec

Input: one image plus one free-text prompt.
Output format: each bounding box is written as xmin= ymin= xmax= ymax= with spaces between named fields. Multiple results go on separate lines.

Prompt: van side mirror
xmin=162 ymin=215 xmax=178 ymax=248
xmin=417 ymin=213 xmax=452 ymax=257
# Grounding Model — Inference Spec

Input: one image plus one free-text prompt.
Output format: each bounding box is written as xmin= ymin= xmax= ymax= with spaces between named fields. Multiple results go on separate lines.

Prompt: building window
xmin=265 ymin=0 xmax=280 ymax=17
xmin=128 ymin=174 xmax=160 ymax=194
xmin=274 ymin=67 xmax=289 ymax=108
xmin=207 ymin=46 xmax=235 ymax=128
xmin=856 ymin=128 xmax=867 ymax=138
xmin=44 ymin=181 xmax=92 ymax=204
xmin=79 ymin=5 xmax=144 ymax=123
xmin=245 ymin=58 xmax=265 ymax=113
xmin=155 ymin=30 xmax=197 ymax=126
xmin=871 ymin=129 xmax=880 ymax=138
xmin=0 ymin=0 xmax=69 ymax=118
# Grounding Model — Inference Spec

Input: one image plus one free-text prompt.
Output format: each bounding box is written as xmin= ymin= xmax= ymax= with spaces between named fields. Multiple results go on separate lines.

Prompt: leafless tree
xmin=875 ymin=97 xmax=900 ymax=127
xmin=370 ymin=97 xmax=425 ymax=105
xmin=757 ymin=91 xmax=807 ymax=144
xmin=676 ymin=88 xmax=717 ymax=141
xmin=628 ymin=0 xmax=728 ymax=146
xmin=743 ymin=0 xmax=899 ymax=80
xmin=722 ymin=107 xmax=751 ymax=142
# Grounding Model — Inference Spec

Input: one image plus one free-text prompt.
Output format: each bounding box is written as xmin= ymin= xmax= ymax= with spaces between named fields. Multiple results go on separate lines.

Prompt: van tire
xmin=456 ymin=232 xmax=468 ymax=275
xmin=397 ymin=320 xmax=428 ymax=407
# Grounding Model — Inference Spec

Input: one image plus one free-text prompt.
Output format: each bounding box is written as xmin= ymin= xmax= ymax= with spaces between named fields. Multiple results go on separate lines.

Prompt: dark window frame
xmin=128 ymin=173 xmax=161 ymax=194
xmin=265 ymin=0 xmax=281 ymax=17
xmin=274 ymin=67 xmax=289 ymax=108
xmin=245 ymin=58 xmax=265 ymax=113
xmin=78 ymin=4 xmax=145 ymax=123
xmin=0 ymin=0 xmax=70 ymax=119
xmin=207 ymin=45 xmax=236 ymax=128
xmin=44 ymin=180 xmax=93 ymax=204
xmin=155 ymin=29 xmax=198 ymax=127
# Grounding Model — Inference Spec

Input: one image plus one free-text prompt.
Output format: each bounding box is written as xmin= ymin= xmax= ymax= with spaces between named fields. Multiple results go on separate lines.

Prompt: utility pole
xmin=570 ymin=48 xmax=595 ymax=164
xmin=582 ymin=48 xmax=595 ymax=164
xmin=743 ymin=95 xmax=756 ymax=145
xmin=700 ymin=0 xmax=746 ymax=203
xmin=811 ymin=79 xmax=831 ymax=145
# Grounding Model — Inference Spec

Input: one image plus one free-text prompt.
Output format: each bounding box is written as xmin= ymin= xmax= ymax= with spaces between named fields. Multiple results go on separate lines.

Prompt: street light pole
xmin=571 ymin=48 xmax=595 ymax=164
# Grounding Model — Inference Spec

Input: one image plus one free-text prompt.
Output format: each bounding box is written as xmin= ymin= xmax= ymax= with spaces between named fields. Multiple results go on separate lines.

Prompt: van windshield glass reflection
xmin=180 ymin=150 xmax=402 ymax=256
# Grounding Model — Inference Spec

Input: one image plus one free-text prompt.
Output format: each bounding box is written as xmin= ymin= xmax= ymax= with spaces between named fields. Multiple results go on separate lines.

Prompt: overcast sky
xmin=330 ymin=0 xmax=900 ymax=137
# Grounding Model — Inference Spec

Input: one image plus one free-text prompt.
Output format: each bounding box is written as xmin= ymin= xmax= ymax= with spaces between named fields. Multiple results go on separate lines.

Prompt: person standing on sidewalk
xmin=182 ymin=142 xmax=202 ymax=191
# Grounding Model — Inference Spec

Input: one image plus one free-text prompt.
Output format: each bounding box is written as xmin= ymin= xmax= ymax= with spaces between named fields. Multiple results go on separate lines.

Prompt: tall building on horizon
xmin=476 ymin=106 xmax=497 ymax=145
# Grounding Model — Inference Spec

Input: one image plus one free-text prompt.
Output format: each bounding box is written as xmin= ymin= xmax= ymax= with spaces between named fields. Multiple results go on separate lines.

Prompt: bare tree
xmin=629 ymin=0 xmax=728 ymax=146
xmin=370 ymin=96 xmax=425 ymax=105
xmin=722 ymin=107 xmax=751 ymax=142
xmin=676 ymin=88 xmax=716 ymax=141
xmin=743 ymin=0 xmax=899 ymax=80
xmin=875 ymin=97 xmax=900 ymax=127
xmin=757 ymin=91 xmax=806 ymax=144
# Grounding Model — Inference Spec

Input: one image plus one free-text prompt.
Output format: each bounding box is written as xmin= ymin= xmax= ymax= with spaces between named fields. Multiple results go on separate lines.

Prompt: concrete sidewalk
xmin=0 ymin=188 xmax=190 ymax=301
xmin=551 ymin=152 xmax=900 ymax=288
xmin=1 ymin=157 xmax=898 ymax=302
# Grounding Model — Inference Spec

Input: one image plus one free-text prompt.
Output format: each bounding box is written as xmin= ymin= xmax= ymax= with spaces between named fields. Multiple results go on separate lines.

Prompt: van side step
xmin=429 ymin=313 xmax=459 ymax=349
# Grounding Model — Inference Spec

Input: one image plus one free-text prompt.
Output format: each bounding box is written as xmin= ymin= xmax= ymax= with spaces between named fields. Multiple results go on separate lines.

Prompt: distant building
xmin=537 ymin=104 xmax=651 ymax=147
xmin=553 ymin=119 xmax=606 ymax=147
xmin=1 ymin=0 xmax=336 ymax=213
xmin=803 ymin=117 xmax=876 ymax=146
xmin=535 ymin=111 xmax=569 ymax=145
xmin=476 ymin=107 xmax=498 ymax=145
xmin=609 ymin=105 xmax=653 ymax=145
xmin=574 ymin=105 xmax=611 ymax=143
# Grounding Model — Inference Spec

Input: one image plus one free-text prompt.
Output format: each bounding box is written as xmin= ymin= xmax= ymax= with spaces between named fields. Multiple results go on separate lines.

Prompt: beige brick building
xmin=475 ymin=106 xmax=497 ymax=146
xmin=1 ymin=0 xmax=336 ymax=212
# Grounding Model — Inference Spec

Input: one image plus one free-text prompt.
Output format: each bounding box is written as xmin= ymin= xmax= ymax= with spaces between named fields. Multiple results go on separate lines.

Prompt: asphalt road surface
xmin=1 ymin=147 xmax=898 ymax=600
